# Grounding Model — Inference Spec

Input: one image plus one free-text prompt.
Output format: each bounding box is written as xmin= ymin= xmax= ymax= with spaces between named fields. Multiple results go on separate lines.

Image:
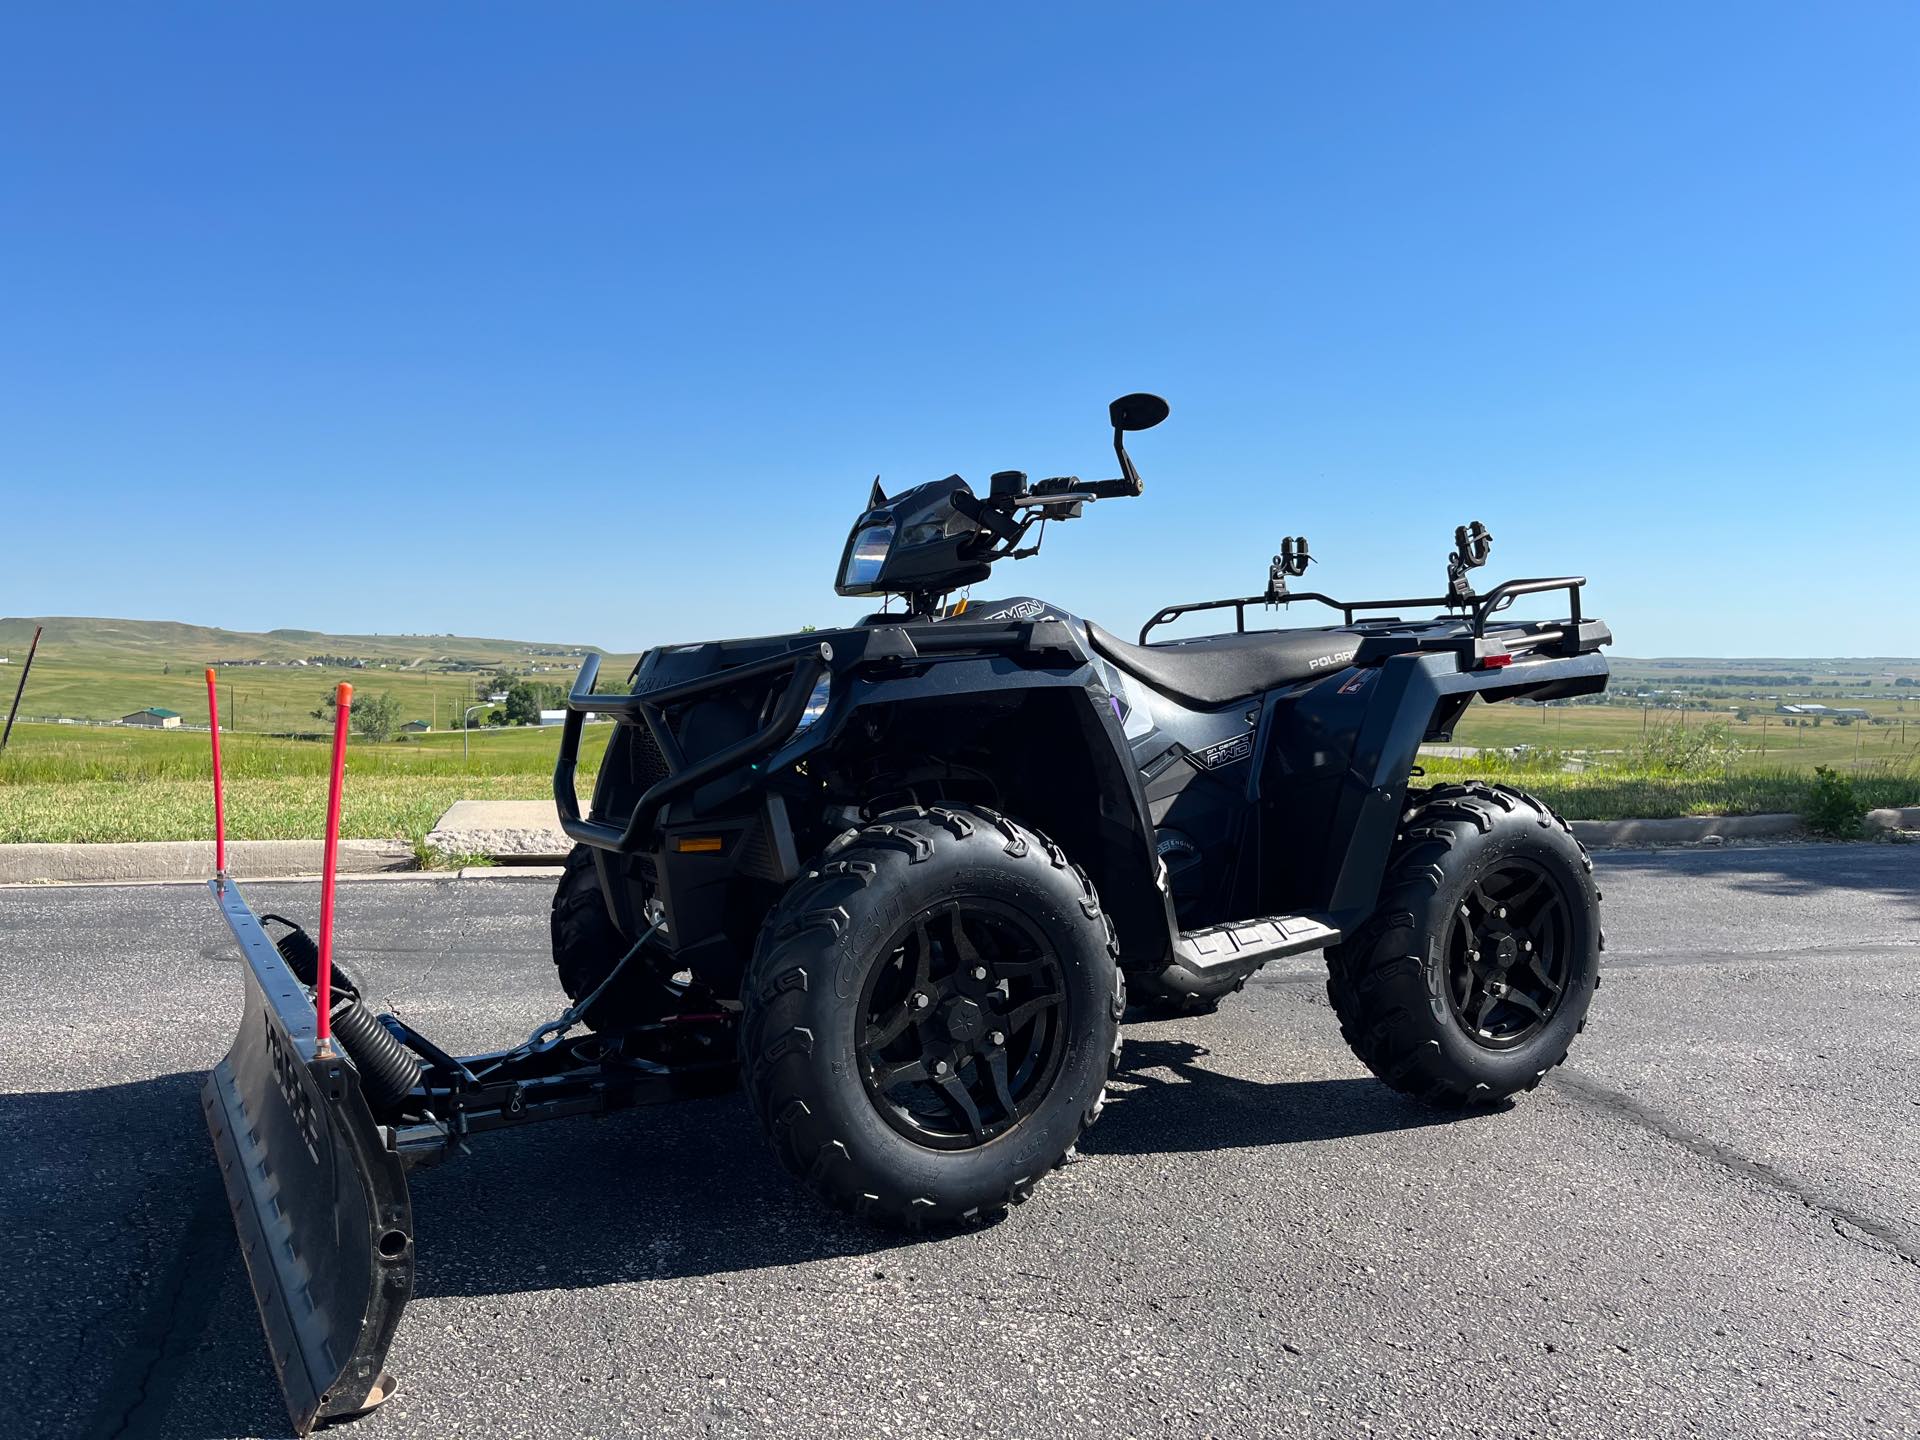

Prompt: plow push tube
xmin=201 ymin=878 xmax=415 ymax=1435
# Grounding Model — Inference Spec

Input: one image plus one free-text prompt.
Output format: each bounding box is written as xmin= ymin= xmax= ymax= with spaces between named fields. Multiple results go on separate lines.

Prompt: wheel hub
xmin=1445 ymin=860 xmax=1573 ymax=1050
xmin=942 ymin=996 xmax=986 ymax=1043
xmin=855 ymin=901 xmax=1069 ymax=1150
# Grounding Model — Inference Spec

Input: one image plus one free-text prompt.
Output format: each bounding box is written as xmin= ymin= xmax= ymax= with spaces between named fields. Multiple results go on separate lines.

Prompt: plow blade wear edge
xmin=201 ymin=878 xmax=414 ymax=1436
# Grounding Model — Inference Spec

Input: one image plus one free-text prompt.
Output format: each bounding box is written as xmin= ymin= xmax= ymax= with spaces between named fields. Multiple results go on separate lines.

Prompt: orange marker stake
xmin=316 ymin=682 xmax=352 ymax=1047
xmin=206 ymin=668 xmax=227 ymax=878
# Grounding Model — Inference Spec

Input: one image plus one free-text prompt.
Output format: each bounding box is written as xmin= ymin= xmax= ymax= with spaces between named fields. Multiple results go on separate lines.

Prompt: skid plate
xmin=201 ymin=878 xmax=414 ymax=1436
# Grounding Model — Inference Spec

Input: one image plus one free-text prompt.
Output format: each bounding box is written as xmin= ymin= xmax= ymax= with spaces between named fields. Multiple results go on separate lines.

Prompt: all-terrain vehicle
xmin=204 ymin=394 xmax=1609 ymax=1431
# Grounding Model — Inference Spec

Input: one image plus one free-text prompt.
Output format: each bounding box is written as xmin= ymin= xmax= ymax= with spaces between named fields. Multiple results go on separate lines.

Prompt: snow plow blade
xmin=201 ymin=877 xmax=414 ymax=1436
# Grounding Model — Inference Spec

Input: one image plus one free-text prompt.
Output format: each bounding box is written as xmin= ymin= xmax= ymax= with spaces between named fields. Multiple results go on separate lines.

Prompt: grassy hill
xmin=0 ymin=615 xmax=638 ymax=734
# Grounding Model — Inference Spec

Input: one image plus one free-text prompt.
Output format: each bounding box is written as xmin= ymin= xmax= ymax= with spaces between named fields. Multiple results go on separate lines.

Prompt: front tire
xmin=740 ymin=805 xmax=1124 ymax=1228
xmin=550 ymin=844 xmax=687 ymax=1032
xmin=1326 ymin=782 xmax=1601 ymax=1106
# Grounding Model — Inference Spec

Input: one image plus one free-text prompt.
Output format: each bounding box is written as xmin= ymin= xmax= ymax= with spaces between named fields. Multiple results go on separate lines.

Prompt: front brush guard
xmin=201 ymin=877 xmax=413 ymax=1436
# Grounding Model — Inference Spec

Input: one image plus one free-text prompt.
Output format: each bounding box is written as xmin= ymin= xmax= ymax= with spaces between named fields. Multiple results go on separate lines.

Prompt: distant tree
xmin=503 ymin=683 xmax=542 ymax=726
xmin=501 ymin=680 xmax=568 ymax=724
xmin=354 ymin=691 xmax=404 ymax=742
xmin=313 ymin=688 xmax=403 ymax=742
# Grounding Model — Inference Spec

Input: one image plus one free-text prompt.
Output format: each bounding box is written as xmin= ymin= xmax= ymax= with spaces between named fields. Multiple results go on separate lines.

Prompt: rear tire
xmin=740 ymin=805 xmax=1124 ymax=1229
xmin=1326 ymin=782 xmax=1600 ymax=1106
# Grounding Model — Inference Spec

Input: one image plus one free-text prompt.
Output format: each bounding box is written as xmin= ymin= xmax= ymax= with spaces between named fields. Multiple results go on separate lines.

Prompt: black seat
xmin=1085 ymin=622 xmax=1362 ymax=707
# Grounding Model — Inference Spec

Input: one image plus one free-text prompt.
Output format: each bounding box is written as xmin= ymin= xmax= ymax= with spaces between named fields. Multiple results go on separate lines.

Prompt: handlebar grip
xmin=1070 ymin=477 xmax=1140 ymax=500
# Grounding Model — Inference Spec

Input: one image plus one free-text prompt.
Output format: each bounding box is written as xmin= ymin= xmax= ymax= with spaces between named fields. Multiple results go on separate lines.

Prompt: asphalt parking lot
xmin=5 ymin=844 xmax=1917 ymax=1440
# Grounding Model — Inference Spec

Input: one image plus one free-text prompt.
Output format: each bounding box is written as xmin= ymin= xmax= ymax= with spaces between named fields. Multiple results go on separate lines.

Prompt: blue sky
xmin=2 ymin=3 xmax=1914 ymax=656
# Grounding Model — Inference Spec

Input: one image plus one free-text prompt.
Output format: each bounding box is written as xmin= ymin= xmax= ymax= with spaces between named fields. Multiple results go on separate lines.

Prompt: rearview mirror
xmin=1109 ymin=393 xmax=1169 ymax=432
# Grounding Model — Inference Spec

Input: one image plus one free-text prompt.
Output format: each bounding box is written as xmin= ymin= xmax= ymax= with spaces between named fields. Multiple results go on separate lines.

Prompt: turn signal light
xmin=672 ymin=836 xmax=725 ymax=854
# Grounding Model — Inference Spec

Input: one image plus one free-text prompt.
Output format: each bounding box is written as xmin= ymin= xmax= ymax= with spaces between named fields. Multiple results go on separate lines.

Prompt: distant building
xmin=401 ymin=720 xmax=432 ymax=733
xmin=1776 ymin=703 xmax=1870 ymax=720
xmin=123 ymin=707 xmax=182 ymax=728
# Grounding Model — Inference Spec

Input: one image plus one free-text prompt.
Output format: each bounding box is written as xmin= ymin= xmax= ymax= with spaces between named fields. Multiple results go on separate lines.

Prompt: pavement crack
xmin=1552 ymin=1071 xmax=1920 ymax=1269
xmin=83 ymin=1168 xmax=236 ymax=1440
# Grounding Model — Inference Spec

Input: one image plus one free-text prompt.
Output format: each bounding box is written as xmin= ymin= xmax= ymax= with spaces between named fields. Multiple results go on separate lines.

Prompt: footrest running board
xmin=1173 ymin=913 xmax=1342 ymax=977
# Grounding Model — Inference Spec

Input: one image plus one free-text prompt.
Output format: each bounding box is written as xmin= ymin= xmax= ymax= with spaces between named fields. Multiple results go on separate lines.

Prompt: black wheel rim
xmin=1444 ymin=858 xmax=1573 ymax=1050
xmin=856 ymin=899 xmax=1069 ymax=1151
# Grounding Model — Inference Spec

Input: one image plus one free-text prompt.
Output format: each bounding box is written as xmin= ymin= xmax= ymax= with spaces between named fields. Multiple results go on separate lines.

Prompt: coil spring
xmin=267 ymin=918 xmax=360 ymax=999
xmin=328 ymin=995 xmax=423 ymax=1110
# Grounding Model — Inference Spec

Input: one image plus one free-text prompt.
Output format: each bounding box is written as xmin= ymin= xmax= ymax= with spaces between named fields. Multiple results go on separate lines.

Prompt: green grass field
xmin=0 ymin=722 xmax=601 ymax=844
xmin=3 ymin=617 xmax=1916 ymax=843
xmin=3 ymin=709 xmax=1915 ymax=843
xmin=1452 ymin=699 xmax=1920 ymax=771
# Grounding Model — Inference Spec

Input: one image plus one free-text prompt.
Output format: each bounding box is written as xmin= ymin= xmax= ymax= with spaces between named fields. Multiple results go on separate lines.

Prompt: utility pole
xmin=1 ymin=624 xmax=43 ymax=752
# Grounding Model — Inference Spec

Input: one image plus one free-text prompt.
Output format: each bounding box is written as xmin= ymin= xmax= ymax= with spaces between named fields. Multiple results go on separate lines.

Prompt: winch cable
xmin=470 ymin=920 xmax=661 ymax=1079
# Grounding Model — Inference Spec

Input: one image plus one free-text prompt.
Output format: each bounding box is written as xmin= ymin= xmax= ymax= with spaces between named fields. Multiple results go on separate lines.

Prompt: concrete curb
xmin=7 ymin=801 xmax=1914 ymax=885
xmin=0 ymin=838 xmax=416 ymax=886
xmin=425 ymin=799 xmax=568 ymax=862
xmin=1865 ymin=805 xmax=1920 ymax=835
xmin=421 ymin=799 xmax=1832 ymax=855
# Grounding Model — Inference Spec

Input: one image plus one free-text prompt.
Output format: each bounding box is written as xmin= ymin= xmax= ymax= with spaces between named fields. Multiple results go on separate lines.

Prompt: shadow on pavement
xmin=1598 ymin=842 xmax=1920 ymax=916
xmin=1084 ymin=1037 xmax=1467 ymax=1157
xmin=11 ymin=1037 xmax=1469 ymax=1437
xmin=0 ymin=1072 xmax=283 ymax=1440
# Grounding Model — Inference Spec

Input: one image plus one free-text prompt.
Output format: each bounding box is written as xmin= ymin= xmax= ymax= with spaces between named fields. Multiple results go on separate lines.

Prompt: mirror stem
xmin=1112 ymin=428 xmax=1143 ymax=497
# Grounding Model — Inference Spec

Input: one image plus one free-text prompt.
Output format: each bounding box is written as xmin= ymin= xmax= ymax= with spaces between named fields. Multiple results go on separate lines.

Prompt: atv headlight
xmin=793 ymin=673 xmax=832 ymax=734
xmin=840 ymin=521 xmax=895 ymax=590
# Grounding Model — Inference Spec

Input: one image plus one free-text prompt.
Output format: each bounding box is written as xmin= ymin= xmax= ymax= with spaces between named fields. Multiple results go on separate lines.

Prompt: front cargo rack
xmin=552 ymin=618 xmax=1092 ymax=855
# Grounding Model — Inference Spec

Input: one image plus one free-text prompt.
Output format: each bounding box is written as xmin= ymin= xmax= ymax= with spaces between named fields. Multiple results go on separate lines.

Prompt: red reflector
xmin=1482 ymin=652 xmax=1513 ymax=668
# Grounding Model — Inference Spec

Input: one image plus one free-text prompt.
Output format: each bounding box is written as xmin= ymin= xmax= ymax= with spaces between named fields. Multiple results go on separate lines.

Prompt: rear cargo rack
xmin=1139 ymin=575 xmax=1588 ymax=645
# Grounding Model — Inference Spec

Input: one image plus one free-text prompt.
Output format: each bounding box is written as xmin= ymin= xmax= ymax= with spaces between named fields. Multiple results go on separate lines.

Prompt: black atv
xmin=204 ymin=394 xmax=1609 ymax=1432
xmin=548 ymin=392 xmax=1610 ymax=1224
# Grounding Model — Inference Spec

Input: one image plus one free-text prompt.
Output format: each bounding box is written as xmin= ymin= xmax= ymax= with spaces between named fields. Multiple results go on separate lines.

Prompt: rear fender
xmin=201 ymin=878 xmax=414 ymax=1436
xmin=1321 ymin=651 xmax=1607 ymax=924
